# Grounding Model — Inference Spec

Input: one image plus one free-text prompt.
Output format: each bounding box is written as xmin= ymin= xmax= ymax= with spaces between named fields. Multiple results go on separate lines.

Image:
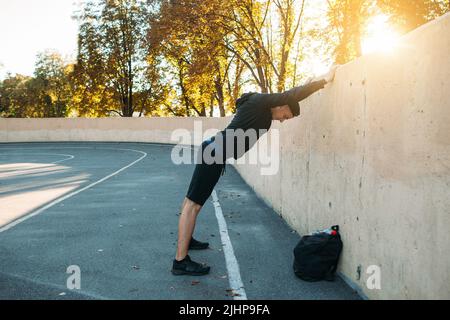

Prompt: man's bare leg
xmin=175 ymin=197 xmax=203 ymax=261
xmin=179 ymin=197 xmax=188 ymax=214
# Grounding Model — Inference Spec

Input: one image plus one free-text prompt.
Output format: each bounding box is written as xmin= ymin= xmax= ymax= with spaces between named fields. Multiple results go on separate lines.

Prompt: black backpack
xmin=293 ymin=225 xmax=343 ymax=282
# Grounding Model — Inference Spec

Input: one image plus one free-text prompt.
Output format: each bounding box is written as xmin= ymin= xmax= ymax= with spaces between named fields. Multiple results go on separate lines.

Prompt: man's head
xmin=271 ymin=105 xmax=294 ymax=123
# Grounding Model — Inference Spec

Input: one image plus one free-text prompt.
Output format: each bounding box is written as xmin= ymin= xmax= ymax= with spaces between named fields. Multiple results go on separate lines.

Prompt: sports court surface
xmin=0 ymin=142 xmax=360 ymax=300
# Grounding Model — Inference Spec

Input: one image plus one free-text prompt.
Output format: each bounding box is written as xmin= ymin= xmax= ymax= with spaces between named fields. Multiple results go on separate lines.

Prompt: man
xmin=172 ymin=65 xmax=339 ymax=276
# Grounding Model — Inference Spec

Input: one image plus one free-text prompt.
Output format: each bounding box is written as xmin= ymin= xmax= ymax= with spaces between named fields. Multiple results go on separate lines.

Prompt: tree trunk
xmin=128 ymin=58 xmax=133 ymax=117
xmin=215 ymin=78 xmax=225 ymax=117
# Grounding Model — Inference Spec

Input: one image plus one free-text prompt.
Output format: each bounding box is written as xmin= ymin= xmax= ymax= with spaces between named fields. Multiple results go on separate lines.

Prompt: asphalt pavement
xmin=0 ymin=142 xmax=360 ymax=300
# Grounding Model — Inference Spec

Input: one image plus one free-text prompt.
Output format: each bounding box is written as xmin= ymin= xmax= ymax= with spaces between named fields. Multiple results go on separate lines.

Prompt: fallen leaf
xmin=225 ymin=289 xmax=241 ymax=297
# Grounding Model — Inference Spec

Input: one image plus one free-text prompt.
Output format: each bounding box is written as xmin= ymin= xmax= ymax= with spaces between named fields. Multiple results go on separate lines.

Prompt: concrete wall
xmin=0 ymin=117 xmax=229 ymax=145
xmin=1 ymin=13 xmax=449 ymax=299
xmin=233 ymin=13 xmax=450 ymax=300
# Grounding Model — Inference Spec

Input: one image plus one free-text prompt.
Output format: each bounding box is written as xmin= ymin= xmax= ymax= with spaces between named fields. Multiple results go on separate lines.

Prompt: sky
xmin=0 ymin=0 xmax=82 ymax=80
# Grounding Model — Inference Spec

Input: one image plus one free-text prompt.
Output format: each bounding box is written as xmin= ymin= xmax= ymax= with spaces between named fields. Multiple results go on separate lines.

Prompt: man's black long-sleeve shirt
xmin=214 ymin=79 xmax=327 ymax=160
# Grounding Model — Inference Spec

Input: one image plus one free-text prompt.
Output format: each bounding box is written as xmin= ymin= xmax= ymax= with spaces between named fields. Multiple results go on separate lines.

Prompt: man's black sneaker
xmin=189 ymin=237 xmax=210 ymax=250
xmin=172 ymin=255 xmax=210 ymax=276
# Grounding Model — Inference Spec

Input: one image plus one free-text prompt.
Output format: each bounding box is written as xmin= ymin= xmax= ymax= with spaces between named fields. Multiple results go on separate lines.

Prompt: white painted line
xmin=211 ymin=190 xmax=247 ymax=300
xmin=51 ymin=154 xmax=75 ymax=164
xmin=0 ymin=148 xmax=147 ymax=233
xmin=0 ymin=152 xmax=75 ymax=164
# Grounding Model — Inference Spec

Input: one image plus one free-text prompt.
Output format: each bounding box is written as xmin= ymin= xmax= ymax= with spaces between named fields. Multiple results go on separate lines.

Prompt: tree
xmin=326 ymin=0 xmax=449 ymax=64
xmin=216 ymin=0 xmax=274 ymax=93
xmin=209 ymin=0 xmax=311 ymax=93
xmin=273 ymin=0 xmax=306 ymax=91
xmin=150 ymin=0 xmax=315 ymax=119
xmin=0 ymin=51 xmax=72 ymax=118
xmin=32 ymin=51 xmax=73 ymax=117
xmin=73 ymin=0 xmax=162 ymax=117
xmin=149 ymin=0 xmax=233 ymax=117
xmin=0 ymin=74 xmax=32 ymax=117
xmin=377 ymin=0 xmax=450 ymax=34
xmin=327 ymin=0 xmax=374 ymax=64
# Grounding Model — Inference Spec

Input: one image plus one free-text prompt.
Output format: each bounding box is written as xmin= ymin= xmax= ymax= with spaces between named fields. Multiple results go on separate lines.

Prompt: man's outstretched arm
xmin=259 ymin=65 xmax=339 ymax=109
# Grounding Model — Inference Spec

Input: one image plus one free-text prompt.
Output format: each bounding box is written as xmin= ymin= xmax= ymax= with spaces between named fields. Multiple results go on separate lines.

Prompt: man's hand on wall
xmin=324 ymin=64 xmax=339 ymax=83
xmin=312 ymin=64 xmax=340 ymax=84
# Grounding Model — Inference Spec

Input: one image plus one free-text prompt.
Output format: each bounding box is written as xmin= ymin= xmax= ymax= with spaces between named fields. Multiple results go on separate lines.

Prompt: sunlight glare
xmin=362 ymin=14 xmax=401 ymax=55
xmin=311 ymin=58 xmax=330 ymax=78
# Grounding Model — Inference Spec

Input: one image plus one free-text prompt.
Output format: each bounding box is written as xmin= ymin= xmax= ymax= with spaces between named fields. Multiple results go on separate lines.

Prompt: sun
xmin=362 ymin=14 xmax=401 ymax=55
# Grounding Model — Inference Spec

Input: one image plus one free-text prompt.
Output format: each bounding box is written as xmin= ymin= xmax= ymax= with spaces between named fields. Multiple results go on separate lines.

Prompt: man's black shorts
xmin=186 ymin=137 xmax=226 ymax=206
